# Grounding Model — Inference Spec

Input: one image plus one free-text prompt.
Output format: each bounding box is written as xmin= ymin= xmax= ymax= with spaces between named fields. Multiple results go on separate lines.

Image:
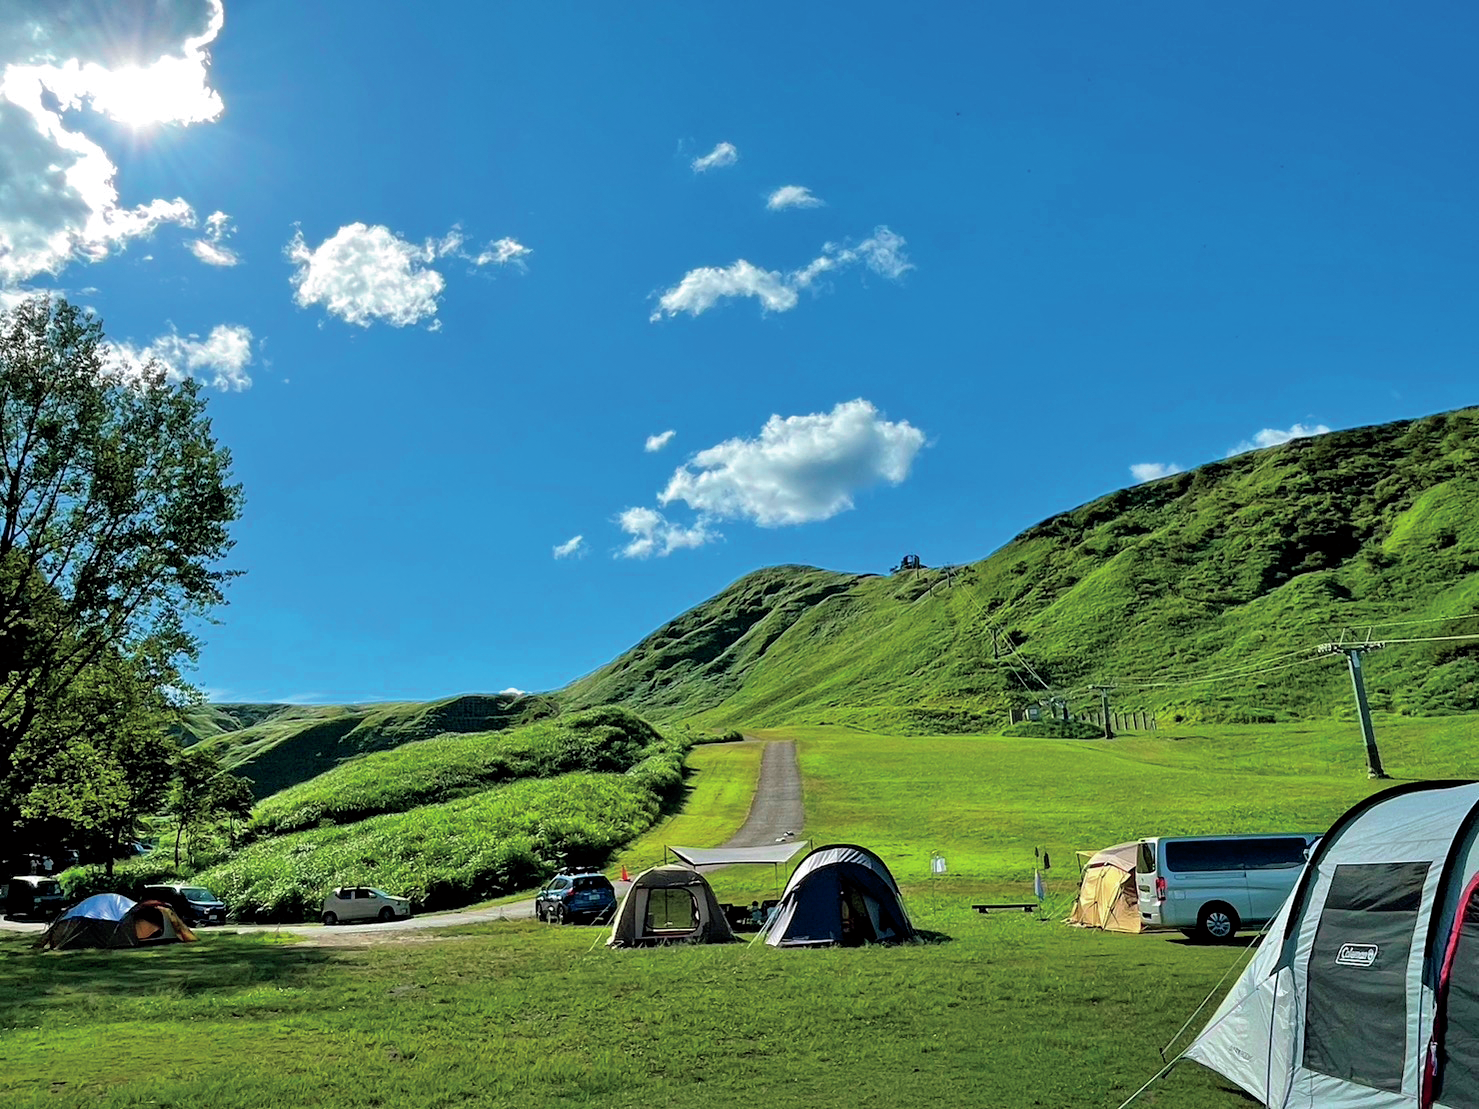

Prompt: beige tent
xmin=607 ymin=865 xmax=735 ymax=947
xmin=1066 ymin=842 xmax=1143 ymax=933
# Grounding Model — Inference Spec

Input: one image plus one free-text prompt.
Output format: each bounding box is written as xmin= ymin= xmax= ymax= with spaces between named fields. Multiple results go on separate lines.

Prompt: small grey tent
xmin=37 ymin=893 xmax=197 ymax=950
xmin=607 ymin=865 xmax=735 ymax=947
xmin=765 ymin=843 xmax=914 ymax=947
xmin=1184 ymin=780 xmax=1479 ymax=1108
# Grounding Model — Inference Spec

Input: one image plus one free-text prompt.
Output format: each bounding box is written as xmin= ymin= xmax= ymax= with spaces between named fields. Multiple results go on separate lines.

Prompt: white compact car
xmin=321 ymin=886 xmax=412 ymax=925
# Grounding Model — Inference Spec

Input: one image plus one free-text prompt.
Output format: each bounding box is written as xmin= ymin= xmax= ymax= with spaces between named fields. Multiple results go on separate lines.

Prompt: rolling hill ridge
xmin=206 ymin=405 xmax=1479 ymax=793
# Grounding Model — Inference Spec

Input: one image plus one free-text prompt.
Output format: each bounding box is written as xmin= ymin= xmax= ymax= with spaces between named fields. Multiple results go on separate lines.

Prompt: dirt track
xmin=718 ymin=738 xmax=804 ymax=849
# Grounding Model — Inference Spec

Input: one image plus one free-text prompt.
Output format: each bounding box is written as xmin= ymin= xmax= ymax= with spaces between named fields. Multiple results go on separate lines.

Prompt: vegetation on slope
xmin=564 ymin=407 xmax=1479 ymax=730
xmin=202 ymin=692 xmax=561 ymax=798
xmin=198 ymin=769 xmax=671 ymax=921
xmin=248 ymin=707 xmax=667 ymax=836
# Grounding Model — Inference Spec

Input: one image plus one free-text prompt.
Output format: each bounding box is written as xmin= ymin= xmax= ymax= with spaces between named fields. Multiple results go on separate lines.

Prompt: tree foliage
xmin=0 ymin=295 xmax=243 ymax=857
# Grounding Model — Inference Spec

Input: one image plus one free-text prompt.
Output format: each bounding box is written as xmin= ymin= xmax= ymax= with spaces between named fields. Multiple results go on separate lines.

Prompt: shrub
xmin=250 ymin=707 xmax=670 ymax=836
xmin=198 ymin=770 xmax=665 ymax=922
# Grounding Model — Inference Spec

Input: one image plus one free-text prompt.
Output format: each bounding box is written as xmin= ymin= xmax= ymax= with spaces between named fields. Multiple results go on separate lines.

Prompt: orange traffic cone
xmin=620 ymin=865 xmax=629 ymax=881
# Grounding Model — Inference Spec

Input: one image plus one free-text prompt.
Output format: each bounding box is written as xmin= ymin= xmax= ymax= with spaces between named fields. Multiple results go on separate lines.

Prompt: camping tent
xmin=607 ymin=865 xmax=735 ymax=947
xmin=37 ymin=893 xmax=197 ymax=950
xmin=1184 ymin=779 xmax=1479 ymax=1108
xmin=1067 ymin=842 xmax=1143 ymax=933
xmin=764 ymin=844 xmax=914 ymax=948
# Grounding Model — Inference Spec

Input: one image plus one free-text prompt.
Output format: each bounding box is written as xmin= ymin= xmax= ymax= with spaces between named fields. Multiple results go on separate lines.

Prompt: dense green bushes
xmin=199 ymin=770 xmax=666 ymax=922
xmin=250 ymin=706 xmax=667 ymax=836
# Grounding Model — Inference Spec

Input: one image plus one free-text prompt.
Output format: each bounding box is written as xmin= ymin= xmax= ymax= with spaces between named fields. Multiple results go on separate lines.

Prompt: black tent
xmin=764 ymin=843 xmax=914 ymax=947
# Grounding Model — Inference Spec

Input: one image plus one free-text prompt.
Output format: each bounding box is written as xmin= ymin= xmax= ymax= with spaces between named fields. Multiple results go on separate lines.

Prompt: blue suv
xmin=534 ymin=868 xmax=617 ymax=925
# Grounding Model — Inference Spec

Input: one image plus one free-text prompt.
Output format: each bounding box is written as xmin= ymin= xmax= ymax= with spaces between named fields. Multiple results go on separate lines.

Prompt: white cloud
xmin=1129 ymin=462 xmax=1184 ymax=483
xmin=473 ymin=237 xmax=531 ymax=268
xmin=1228 ymin=422 xmax=1333 ymax=456
xmin=616 ymin=507 xmax=718 ymax=559
xmin=767 ymin=185 xmax=824 ymax=211
xmin=0 ymin=0 xmax=224 ymax=287
xmin=287 ymin=223 xmax=445 ymax=328
xmin=659 ymin=399 xmax=925 ymax=526
xmin=651 ymin=226 xmax=911 ymax=321
xmin=691 ymin=141 xmax=738 ymax=173
xmin=287 ymin=222 xmax=530 ymax=328
xmin=645 ymin=429 xmax=676 ymax=453
xmin=188 ymin=209 xmax=238 ymax=266
xmin=552 ymin=535 xmax=585 ymax=559
xmin=108 ymin=322 xmax=255 ymax=391
xmin=499 ymin=687 xmax=526 ymax=697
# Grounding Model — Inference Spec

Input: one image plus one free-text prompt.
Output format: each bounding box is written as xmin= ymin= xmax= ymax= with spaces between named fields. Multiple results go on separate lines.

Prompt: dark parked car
xmin=2 ymin=875 xmax=67 ymax=919
xmin=534 ymin=869 xmax=617 ymax=924
xmin=141 ymin=884 xmax=228 ymax=926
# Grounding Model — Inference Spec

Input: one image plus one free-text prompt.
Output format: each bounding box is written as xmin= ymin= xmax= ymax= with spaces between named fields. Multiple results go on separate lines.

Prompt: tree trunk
xmin=174 ymin=822 xmax=183 ymax=869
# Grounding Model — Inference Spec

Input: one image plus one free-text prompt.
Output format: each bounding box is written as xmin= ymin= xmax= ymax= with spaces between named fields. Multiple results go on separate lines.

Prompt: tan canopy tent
xmin=607 ymin=865 xmax=736 ymax=948
xmin=1066 ymin=842 xmax=1143 ymax=933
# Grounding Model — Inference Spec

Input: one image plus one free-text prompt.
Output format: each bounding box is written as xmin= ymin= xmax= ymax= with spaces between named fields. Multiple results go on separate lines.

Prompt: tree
xmin=16 ymin=649 xmax=179 ymax=874
xmin=0 ymin=295 xmax=243 ymax=861
xmin=167 ymin=745 xmax=254 ymax=868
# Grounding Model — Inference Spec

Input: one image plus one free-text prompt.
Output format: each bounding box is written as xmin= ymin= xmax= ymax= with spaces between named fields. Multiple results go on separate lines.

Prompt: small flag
xmin=1034 ymin=869 xmax=1046 ymax=902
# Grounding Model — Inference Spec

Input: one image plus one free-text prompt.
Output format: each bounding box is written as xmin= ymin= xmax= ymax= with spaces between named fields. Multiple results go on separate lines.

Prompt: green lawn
xmin=6 ymin=714 xmax=1478 ymax=1107
xmin=0 ymin=914 xmax=1247 ymax=1109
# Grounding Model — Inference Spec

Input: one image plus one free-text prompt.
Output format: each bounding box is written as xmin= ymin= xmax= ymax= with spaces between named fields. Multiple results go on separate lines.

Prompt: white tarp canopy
xmin=667 ymin=842 xmax=809 ymax=867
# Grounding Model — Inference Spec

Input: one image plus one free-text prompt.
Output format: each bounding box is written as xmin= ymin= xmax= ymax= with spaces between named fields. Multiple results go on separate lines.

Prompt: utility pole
xmin=1317 ymin=642 xmax=1389 ymax=779
xmin=1088 ymin=685 xmax=1114 ymax=739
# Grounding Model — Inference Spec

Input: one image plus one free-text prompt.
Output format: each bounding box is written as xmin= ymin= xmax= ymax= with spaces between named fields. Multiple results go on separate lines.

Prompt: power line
xmin=1110 ymin=645 xmax=1314 ymax=686
xmin=1377 ymin=633 xmax=1479 ymax=645
xmin=1094 ymin=654 xmax=1335 ymax=693
xmin=1343 ymin=613 xmax=1479 ymax=631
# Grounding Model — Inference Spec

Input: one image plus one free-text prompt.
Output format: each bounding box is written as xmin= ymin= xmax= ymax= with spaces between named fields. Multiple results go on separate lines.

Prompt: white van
xmin=1135 ymin=833 xmax=1319 ymax=941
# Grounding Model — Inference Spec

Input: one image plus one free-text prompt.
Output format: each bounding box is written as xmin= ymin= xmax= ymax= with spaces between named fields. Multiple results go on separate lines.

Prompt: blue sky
xmin=2 ymin=2 xmax=1475 ymax=703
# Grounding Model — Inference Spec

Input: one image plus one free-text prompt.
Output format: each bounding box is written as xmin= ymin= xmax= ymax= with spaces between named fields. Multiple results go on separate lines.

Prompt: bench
xmin=972 ymin=903 xmax=1039 ymax=914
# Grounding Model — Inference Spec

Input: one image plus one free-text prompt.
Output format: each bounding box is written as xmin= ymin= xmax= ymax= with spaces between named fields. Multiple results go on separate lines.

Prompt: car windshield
xmin=37 ymin=880 xmax=61 ymax=895
xmin=181 ymin=888 xmax=217 ymax=901
xmin=369 ymin=889 xmax=393 ymax=899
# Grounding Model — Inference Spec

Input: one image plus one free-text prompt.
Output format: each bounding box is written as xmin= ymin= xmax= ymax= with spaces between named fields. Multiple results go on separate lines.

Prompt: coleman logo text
xmin=1336 ymin=943 xmax=1379 ymax=968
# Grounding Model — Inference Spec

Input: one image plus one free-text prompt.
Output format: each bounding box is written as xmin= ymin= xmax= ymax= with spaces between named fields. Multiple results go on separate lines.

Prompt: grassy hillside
xmin=248 ymin=707 xmax=668 ymax=836
xmin=203 ymin=692 xmax=561 ymax=797
xmin=564 ymin=406 xmax=1479 ymax=731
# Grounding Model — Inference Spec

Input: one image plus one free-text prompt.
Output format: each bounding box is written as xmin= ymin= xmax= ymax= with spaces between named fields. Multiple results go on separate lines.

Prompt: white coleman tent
xmin=1067 ymin=842 xmax=1143 ymax=933
xmin=764 ymin=844 xmax=914 ymax=947
xmin=606 ymin=865 xmax=735 ymax=947
xmin=1183 ymin=780 xmax=1479 ymax=1108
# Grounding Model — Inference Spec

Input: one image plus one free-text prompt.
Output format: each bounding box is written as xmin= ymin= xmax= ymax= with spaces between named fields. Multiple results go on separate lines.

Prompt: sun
xmin=88 ymin=55 xmax=223 ymax=130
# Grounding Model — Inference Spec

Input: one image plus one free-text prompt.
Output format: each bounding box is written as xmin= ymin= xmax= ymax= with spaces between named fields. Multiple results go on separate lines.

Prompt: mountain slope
xmin=563 ymin=407 xmax=1479 ymax=730
xmin=203 ymin=692 xmax=561 ymax=798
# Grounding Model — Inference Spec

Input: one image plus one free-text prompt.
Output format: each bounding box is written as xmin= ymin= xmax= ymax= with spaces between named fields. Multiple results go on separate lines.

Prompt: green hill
xmin=200 ymin=406 xmax=1479 ymax=791
xmin=563 ymin=406 xmax=1479 ymax=731
xmin=201 ymin=692 xmax=561 ymax=798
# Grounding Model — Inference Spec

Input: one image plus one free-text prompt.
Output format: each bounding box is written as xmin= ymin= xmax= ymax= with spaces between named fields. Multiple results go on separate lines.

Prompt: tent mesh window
xmin=1303 ymin=861 xmax=1430 ymax=1092
xmin=644 ymin=889 xmax=698 ymax=934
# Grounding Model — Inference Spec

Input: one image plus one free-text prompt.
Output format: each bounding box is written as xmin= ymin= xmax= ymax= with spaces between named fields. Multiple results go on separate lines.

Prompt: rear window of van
xmin=1137 ymin=841 xmax=1156 ymax=873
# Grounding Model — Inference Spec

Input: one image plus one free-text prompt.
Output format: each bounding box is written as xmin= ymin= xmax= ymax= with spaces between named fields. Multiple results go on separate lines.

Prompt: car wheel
xmin=1196 ymin=902 xmax=1240 ymax=943
xmin=555 ymin=904 xmax=568 ymax=925
xmin=535 ymin=903 xmax=546 ymax=922
xmin=379 ymin=907 xmax=395 ymax=922
xmin=322 ymin=912 xmax=338 ymax=926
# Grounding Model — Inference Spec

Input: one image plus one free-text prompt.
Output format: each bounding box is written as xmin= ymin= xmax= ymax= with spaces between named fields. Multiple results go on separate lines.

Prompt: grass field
xmin=0 ymin=912 xmax=1248 ymax=1108
xmin=6 ymin=714 xmax=1478 ymax=1107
